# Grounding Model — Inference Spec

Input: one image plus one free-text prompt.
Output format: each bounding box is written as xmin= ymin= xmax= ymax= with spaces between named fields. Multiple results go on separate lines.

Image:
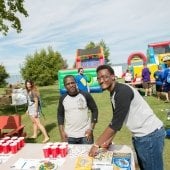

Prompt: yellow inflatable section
xmin=133 ymin=64 xmax=158 ymax=81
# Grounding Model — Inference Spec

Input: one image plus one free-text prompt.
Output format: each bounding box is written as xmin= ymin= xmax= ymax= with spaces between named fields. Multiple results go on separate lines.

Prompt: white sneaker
xmin=167 ymin=116 xmax=170 ymax=120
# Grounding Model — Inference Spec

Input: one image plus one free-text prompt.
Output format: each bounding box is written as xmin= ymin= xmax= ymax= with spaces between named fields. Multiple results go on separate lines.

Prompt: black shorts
xmin=162 ymin=83 xmax=170 ymax=92
xmin=156 ymin=85 xmax=162 ymax=92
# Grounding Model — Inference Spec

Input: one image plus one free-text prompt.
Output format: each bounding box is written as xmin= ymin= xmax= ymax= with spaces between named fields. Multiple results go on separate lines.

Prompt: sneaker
xmin=167 ymin=116 xmax=170 ymax=120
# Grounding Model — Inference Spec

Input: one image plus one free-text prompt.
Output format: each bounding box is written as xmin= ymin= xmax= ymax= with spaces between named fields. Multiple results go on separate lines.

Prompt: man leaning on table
xmin=57 ymin=75 xmax=98 ymax=144
xmin=89 ymin=65 xmax=165 ymax=170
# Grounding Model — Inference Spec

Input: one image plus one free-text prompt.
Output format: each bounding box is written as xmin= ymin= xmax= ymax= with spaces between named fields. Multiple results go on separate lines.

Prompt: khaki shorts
xmin=143 ymin=81 xmax=151 ymax=89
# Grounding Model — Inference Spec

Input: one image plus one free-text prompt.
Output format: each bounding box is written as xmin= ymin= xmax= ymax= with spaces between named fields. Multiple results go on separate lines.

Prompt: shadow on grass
xmin=25 ymin=123 xmax=56 ymax=143
xmin=45 ymin=122 xmax=57 ymax=134
xmin=25 ymin=138 xmax=37 ymax=143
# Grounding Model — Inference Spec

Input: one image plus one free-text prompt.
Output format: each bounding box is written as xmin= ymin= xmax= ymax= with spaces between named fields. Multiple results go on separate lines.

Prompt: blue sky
xmin=1 ymin=0 xmax=170 ymax=75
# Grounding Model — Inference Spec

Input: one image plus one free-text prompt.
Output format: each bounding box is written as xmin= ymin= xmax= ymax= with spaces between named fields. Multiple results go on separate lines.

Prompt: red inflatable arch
xmin=127 ymin=52 xmax=147 ymax=65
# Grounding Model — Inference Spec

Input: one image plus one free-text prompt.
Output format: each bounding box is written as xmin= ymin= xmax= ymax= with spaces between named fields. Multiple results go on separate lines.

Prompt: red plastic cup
xmin=7 ymin=140 xmax=13 ymax=144
xmin=53 ymin=142 xmax=60 ymax=154
xmin=18 ymin=137 xmax=25 ymax=147
xmin=62 ymin=142 xmax=68 ymax=145
xmin=46 ymin=142 xmax=53 ymax=146
xmin=2 ymin=136 xmax=10 ymax=142
xmin=55 ymin=145 xmax=60 ymax=155
xmin=61 ymin=143 xmax=68 ymax=154
xmin=0 ymin=142 xmax=3 ymax=153
xmin=59 ymin=145 xmax=67 ymax=157
xmin=43 ymin=146 xmax=50 ymax=158
xmin=10 ymin=142 xmax=18 ymax=154
xmin=53 ymin=142 xmax=60 ymax=147
xmin=45 ymin=142 xmax=53 ymax=155
xmin=0 ymin=139 xmax=5 ymax=143
xmin=15 ymin=139 xmax=21 ymax=150
xmin=2 ymin=143 xmax=10 ymax=153
xmin=11 ymin=136 xmax=18 ymax=141
xmin=5 ymin=141 xmax=12 ymax=152
xmin=51 ymin=145 xmax=58 ymax=158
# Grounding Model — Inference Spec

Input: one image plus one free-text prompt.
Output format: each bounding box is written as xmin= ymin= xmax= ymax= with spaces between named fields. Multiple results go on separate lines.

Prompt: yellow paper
xmin=75 ymin=156 xmax=93 ymax=170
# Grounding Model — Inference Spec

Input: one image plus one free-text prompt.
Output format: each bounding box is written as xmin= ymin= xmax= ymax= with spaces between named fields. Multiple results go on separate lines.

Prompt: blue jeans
xmin=68 ymin=136 xmax=93 ymax=144
xmin=132 ymin=127 xmax=165 ymax=170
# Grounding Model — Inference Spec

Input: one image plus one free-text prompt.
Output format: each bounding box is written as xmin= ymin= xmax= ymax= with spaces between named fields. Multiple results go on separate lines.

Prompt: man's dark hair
xmin=96 ymin=65 xmax=114 ymax=75
xmin=78 ymin=67 xmax=83 ymax=73
xmin=63 ymin=75 xmax=75 ymax=85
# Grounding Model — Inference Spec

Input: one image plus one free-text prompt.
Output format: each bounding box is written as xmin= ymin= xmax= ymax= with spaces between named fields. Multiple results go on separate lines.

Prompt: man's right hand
xmin=61 ymin=131 xmax=68 ymax=142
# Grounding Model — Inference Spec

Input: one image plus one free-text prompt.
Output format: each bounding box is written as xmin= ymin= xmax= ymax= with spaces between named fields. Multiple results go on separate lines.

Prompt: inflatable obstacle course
xmin=76 ymin=46 xmax=104 ymax=68
xmin=58 ymin=68 xmax=102 ymax=95
xmin=58 ymin=46 xmax=105 ymax=94
xmin=127 ymin=52 xmax=157 ymax=83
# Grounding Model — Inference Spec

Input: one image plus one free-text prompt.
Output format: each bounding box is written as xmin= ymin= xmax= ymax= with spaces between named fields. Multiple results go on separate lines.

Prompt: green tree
xmin=0 ymin=64 xmax=9 ymax=87
xmin=85 ymin=40 xmax=110 ymax=64
xmin=85 ymin=41 xmax=96 ymax=49
xmin=20 ymin=47 xmax=67 ymax=86
xmin=0 ymin=0 xmax=28 ymax=36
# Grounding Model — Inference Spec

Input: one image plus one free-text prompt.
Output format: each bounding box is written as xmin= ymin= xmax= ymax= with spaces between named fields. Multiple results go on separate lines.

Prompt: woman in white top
xmin=25 ymin=79 xmax=49 ymax=143
xmin=123 ymin=69 xmax=132 ymax=83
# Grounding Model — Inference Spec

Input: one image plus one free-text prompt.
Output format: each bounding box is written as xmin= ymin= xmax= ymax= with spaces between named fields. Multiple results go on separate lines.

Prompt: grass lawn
xmin=0 ymin=82 xmax=170 ymax=169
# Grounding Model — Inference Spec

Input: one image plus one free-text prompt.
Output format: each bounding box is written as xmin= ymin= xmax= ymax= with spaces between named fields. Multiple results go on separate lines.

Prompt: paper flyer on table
xmin=0 ymin=154 xmax=12 ymax=164
xmin=10 ymin=158 xmax=65 ymax=170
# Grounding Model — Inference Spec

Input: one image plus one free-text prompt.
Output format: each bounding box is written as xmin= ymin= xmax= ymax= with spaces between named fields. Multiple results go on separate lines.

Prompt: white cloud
xmin=1 ymin=0 xmax=170 ymax=74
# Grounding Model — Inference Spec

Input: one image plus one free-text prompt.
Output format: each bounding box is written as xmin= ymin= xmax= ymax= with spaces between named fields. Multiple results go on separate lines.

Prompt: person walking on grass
xmin=162 ymin=57 xmax=170 ymax=103
xmin=25 ymin=79 xmax=49 ymax=143
xmin=153 ymin=65 xmax=163 ymax=100
xmin=142 ymin=63 xmax=152 ymax=96
xmin=57 ymin=75 xmax=98 ymax=144
xmin=89 ymin=65 xmax=165 ymax=170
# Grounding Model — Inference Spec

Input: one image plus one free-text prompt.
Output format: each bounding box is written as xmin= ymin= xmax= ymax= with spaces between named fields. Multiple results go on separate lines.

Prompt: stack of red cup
xmin=0 ymin=136 xmax=25 ymax=154
xmin=59 ymin=142 xmax=68 ymax=157
xmin=42 ymin=142 xmax=68 ymax=158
